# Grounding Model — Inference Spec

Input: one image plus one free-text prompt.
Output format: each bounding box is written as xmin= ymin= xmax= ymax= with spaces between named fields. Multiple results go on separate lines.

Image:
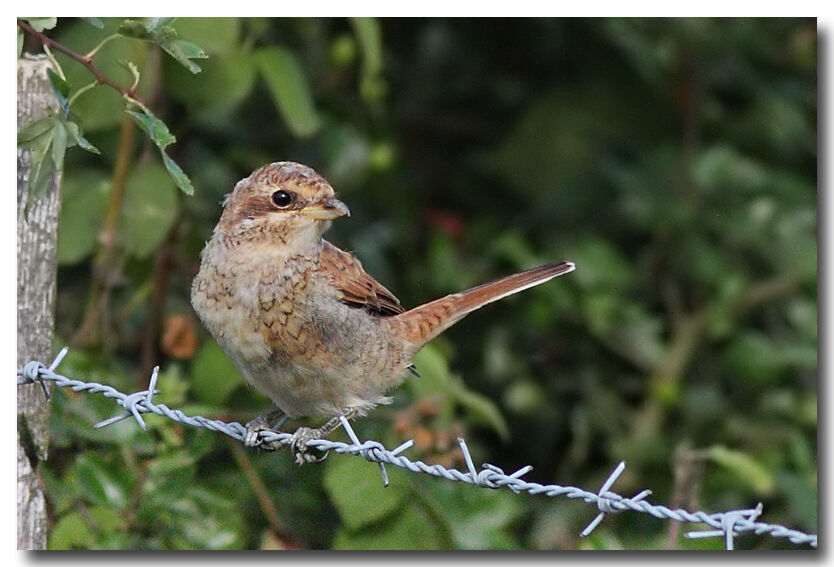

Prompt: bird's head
xmin=216 ymin=161 xmax=350 ymax=246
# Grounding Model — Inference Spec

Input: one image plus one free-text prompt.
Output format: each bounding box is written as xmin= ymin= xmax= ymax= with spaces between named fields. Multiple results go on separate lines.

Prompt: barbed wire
xmin=18 ymin=347 xmax=818 ymax=550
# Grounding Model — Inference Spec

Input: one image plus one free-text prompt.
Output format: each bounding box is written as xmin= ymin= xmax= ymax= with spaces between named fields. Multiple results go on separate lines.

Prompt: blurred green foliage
xmin=21 ymin=17 xmax=816 ymax=550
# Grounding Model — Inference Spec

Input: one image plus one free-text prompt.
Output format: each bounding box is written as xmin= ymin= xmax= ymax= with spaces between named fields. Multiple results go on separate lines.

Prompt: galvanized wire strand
xmin=18 ymin=348 xmax=818 ymax=550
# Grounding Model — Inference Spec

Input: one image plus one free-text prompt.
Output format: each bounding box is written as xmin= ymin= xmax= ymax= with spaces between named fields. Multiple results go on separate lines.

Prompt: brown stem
xmin=17 ymin=19 xmax=145 ymax=105
xmin=666 ymin=441 xmax=705 ymax=549
xmin=71 ymin=114 xmax=136 ymax=348
xmin=227 ymin=440 xmax=302 ymax=549
xmin=139 ymin=220 xmax=178 ymax=380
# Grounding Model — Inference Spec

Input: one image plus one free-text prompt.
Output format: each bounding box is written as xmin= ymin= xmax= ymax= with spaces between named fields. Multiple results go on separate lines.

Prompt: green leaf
xmin=160 ymin=38 xmax=208 ymax=74
xmin=448 ymin=376 xmax=510 ymax=441
xmin=71 ymin=454 xmax=130 ymax=508
xmin=332 ymin=500 xmax=442 ymax=550
xmin=170 ymin=18 xmax=240 ymax=56
xmin=145 ymin=17 xmax=178 ymax=31
xmin=23 ymin=17 xmax=57 ymax=32
xmin=118 ymin=18 xmax=208 ymax=73
xmin=50 ymin=118 xmax=68 ymax=172
xmin=120 ymin=162 xmax=179 ymax=257
xmin=125 ymin=108 xmax=176 ymax=149
xmin=162 ymin=152 xmax=194 ymax=195
xmin=409 ymin=343 xmax=508 ymax=437
xmin=48 ymin=511 xmax=95 ymax=550
xmin=21 ymin=121 xmax=57 ymax=214
xmin=82 ymin=17 xmax=104 ymax=28
xmin=323 ymin=453 xmax=407 ymax=530
xmin=408 ymin=343 xmax=456 ymax=420
xmin=351 ymin=17 xmax=383 ymax=78
xmin=52 ymin=20 xmax=136 ymax=131
xmin=117 ymin=19 xmax=154 ymax=40
xmin=47 ymin=68 xmax=71 ymax=115
xmin=56 ymin=169 xmax=109 ymax=265
xmin=350 ymin=18 xmax=386 ymax=102
xmin=419 ymin=480 xmax=524 ymax=549
xmin=190 ymin=340 xmax=244 ymax=406
xmin=126 ymin=107 xmax=193 ymax=194
xmin=143 ymin=452 xmax=197 ymax=502
xmin=706 ymin=445 xmax=774 ymax=494
xmin=17 ymin=115 xmax=56 ymax=146
xmin=63 ymin=120 xmax=100 ymax=154
xmin=256 ymin=46 xmax=321 ymax=137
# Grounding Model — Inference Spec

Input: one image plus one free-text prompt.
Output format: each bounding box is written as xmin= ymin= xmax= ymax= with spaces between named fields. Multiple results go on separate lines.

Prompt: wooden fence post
xmin=17 ymin=54 xmax=62 ymax=551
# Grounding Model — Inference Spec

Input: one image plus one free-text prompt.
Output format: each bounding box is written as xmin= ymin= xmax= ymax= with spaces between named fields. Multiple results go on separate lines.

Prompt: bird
xmin=190 ymin=161 xmax=575 ymax=463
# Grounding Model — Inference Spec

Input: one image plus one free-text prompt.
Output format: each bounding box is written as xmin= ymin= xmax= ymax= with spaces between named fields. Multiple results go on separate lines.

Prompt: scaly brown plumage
xmin=191 ymin=161 xmax=575 ymax=463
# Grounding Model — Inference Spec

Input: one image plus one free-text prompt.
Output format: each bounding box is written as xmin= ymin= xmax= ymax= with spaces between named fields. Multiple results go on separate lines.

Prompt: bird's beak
xmin=301 ymin=197 xmax=351 ymax=220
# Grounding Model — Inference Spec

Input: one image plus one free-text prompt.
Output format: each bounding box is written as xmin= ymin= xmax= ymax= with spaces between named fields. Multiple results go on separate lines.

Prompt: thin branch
xmin=17 ymin=19 xmax=146 ymax=105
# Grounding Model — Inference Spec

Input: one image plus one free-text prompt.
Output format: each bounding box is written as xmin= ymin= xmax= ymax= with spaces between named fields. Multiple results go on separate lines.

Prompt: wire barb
xmin=16 ymin=349 xmax=818 ymax=550
xmin=685 ymin=502 xmax=765 ymax=550
xmin=580 ymin=461 xmax=652 ymax=538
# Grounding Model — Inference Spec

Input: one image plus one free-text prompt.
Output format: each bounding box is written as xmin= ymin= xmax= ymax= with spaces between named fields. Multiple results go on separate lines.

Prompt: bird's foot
xmin=244 ymin=409 xmax=287 ymax=451
xmin=289 ymin=426 xmax=330 ymax=464
xmin=288 ymin=414 xmax=348 ymax=464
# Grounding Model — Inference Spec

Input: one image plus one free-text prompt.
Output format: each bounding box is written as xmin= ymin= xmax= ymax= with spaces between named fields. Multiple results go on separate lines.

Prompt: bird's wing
xmin=318 ymin=241 xmax=405 ymax=316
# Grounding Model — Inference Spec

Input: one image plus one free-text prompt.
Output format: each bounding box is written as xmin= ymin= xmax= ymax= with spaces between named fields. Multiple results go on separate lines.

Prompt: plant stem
xmin=227 ymin=440 xmax=302 ymax=549
xmin=17 ymin=19 xmax=146 ymax=105
xmin=71 ymin=113 xmax=136 ymax=349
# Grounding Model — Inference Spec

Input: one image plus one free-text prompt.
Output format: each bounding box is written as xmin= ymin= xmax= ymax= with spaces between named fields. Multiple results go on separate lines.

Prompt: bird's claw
xmin=244 ymin=411 xmax=286 ymax=452
xmin=289 ymin=426 xmax=329 ymax=465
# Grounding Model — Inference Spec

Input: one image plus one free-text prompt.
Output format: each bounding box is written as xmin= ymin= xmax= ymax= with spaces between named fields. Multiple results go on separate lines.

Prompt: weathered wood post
xmin=17 ymin=55 xmax=62 ymax=551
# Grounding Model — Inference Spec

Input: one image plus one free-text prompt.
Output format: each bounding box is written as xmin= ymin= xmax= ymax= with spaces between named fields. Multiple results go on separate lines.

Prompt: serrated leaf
xmin=256 ymin=47 xmax=321 ymax=137
xmin=23 ymin=17 xmax=57 ymax=32
xmin=27 ymin=152 xmax=55 ymax=215
xmin=57 ymin=169 xmax=109 ymax=265
xmin=118 ymin=18 xmax=207 ymax=74
xmin=47 ymin=68 xmax=71 ymax=115
xmin=162 ymin=151 xmax=194 ymax=195
xmin=125 ymin=107 xmax=193 ymax=194
xmin=17 ymin=115 xmax=56 ymax=146
xmin=22 ymin=122 xmax=57 ymax=216
xmin=63 ymin=120 xmax=100 ymax=154
xmin=117 ymin=19 xmax=151 ymax=40
xmin=125 ymin=108 xmax=176 ymax=149
xmin=160 ymin=38 xmax=207 ymax=74
xmin=51 ymin=119 xmax=68 ymax=171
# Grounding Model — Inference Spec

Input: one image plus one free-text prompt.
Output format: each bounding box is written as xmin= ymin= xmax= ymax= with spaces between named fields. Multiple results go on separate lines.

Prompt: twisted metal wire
xmin=18 ymin=347 xmax=818 ymax=550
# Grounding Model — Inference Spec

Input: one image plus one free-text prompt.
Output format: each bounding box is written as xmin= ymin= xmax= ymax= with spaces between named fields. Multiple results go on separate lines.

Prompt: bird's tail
xmin=397 ymin=261 xmax=575 ymax=354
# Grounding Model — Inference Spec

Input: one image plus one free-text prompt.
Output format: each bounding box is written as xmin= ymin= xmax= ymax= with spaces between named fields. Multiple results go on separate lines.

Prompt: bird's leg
xmin=290 ymin=410 xmax=357 ymax=465
xmin=244 ymin=408 xmax=288 ymax=450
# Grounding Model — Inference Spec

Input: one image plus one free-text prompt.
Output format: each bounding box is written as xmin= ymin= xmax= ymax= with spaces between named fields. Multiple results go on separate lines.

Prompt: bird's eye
xmin=271 ymin=190 xmax=293 ymax=209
